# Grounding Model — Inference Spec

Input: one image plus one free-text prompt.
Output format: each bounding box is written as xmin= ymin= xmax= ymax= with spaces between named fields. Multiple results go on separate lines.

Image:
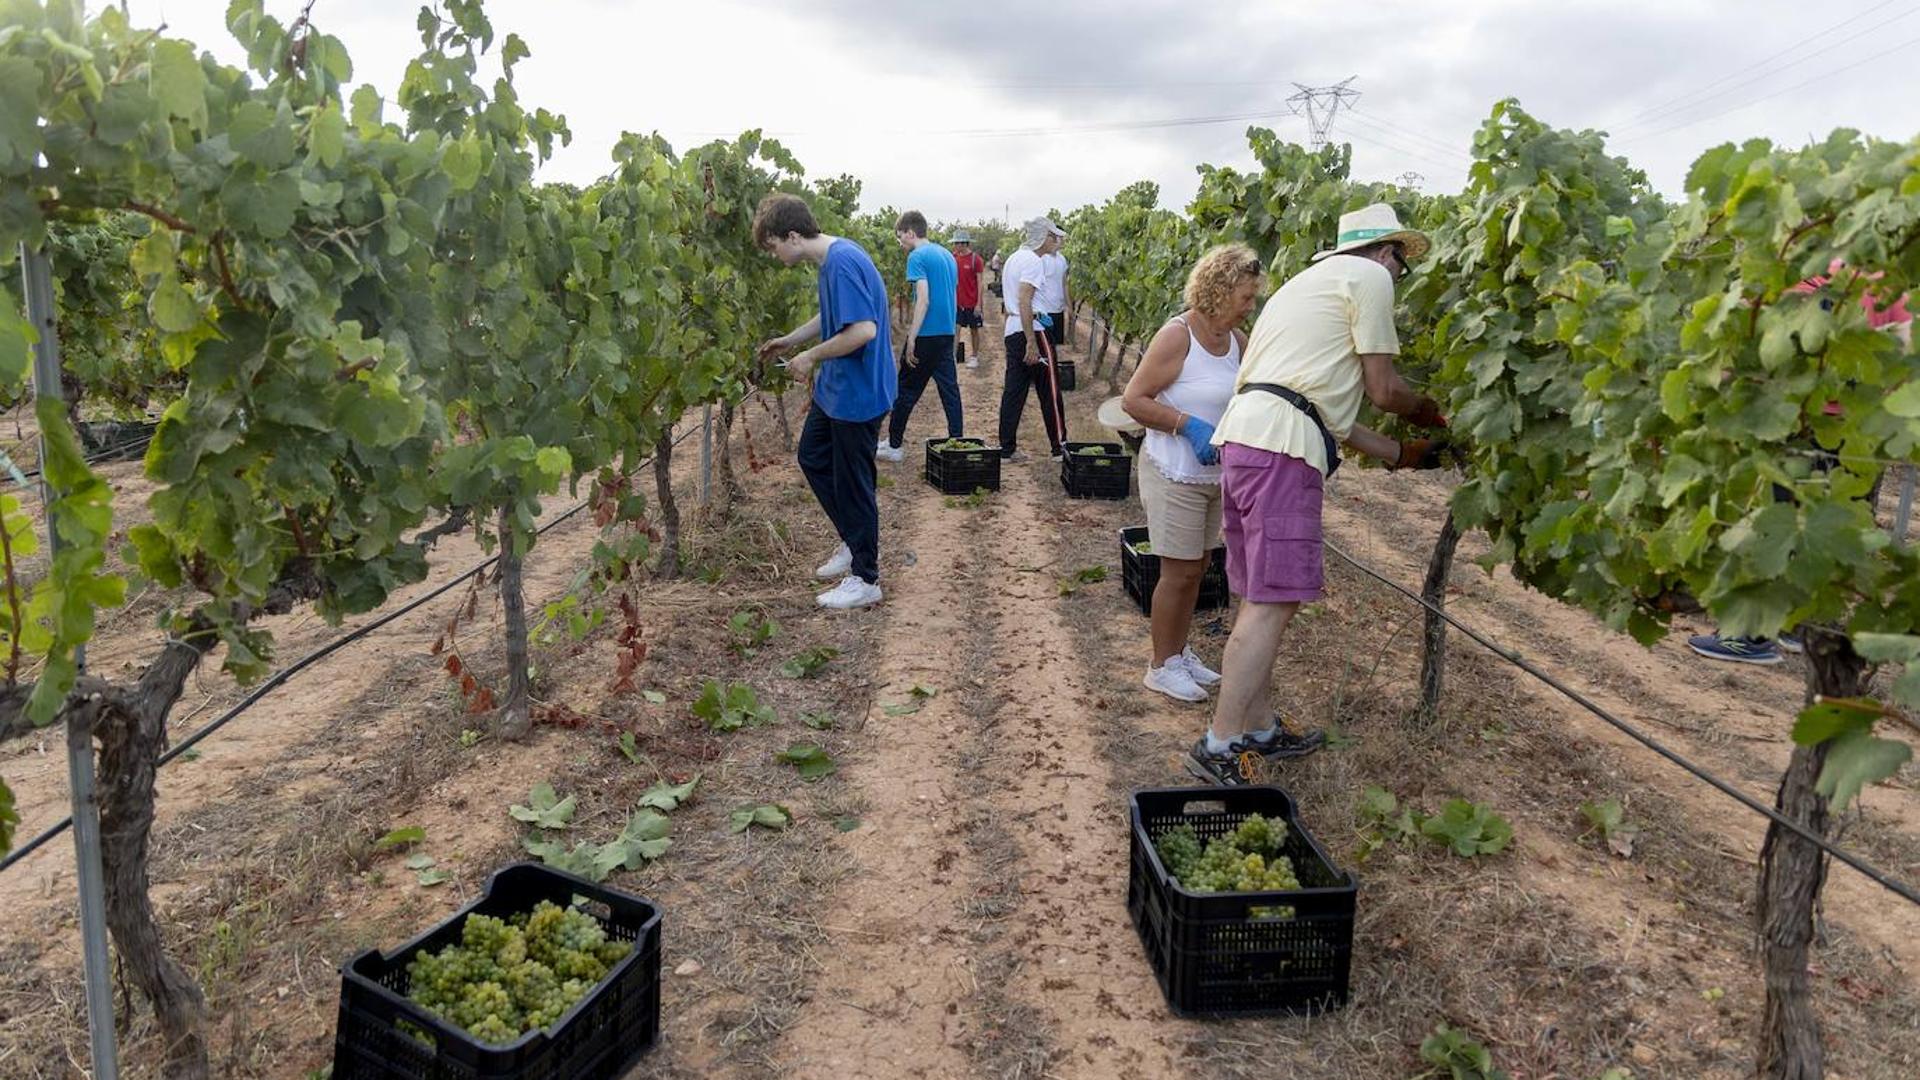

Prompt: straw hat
xmin=1096 ymin=395 xmax=1143 ymax=435
xmin=1310 ymin=203 xmax=1429 ymax=263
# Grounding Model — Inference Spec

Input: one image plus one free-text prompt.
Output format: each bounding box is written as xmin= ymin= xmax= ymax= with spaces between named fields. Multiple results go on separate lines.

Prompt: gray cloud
xmin=130 ymin=0 xmax=1920 ymax=223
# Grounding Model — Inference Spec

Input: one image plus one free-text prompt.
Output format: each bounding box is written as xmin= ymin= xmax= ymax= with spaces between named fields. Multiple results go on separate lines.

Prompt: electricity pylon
xmin=1287 ymin=77 xmax=1360 ymax=149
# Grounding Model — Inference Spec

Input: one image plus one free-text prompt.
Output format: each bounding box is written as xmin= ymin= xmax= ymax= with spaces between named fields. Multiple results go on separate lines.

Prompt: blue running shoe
xmin=1688 ymin=634 xmax=1782 ymax=666
xmin=1778 ymin=632 xmax=1804 ymax=655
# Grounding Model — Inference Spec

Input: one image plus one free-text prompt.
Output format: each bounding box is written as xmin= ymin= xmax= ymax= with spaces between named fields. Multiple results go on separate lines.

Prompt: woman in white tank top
xmin=1121 ymin=244 xmax=1264 ymax=705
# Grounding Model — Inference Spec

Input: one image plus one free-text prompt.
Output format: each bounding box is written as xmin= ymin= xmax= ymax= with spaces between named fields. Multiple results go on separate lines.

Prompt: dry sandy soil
xmin=0 ymin=309 xmax=1914 ymax=1079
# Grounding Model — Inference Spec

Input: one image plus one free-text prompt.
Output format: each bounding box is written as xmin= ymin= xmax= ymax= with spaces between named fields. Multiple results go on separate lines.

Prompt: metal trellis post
xmin=21 ymin=242 xmax=120 ymax=1079
xmin=700 ymin=404 xmax=713 ymax=507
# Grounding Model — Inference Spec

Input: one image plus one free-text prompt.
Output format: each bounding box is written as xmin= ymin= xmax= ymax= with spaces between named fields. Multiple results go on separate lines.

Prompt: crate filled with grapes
xmin=332 ymin=862 xmax=661 ymax=1079
xmin=1118 ymin=526 xmax=1229 ymax=616
xmin=1059 ymin=441 xmax=1130 ymax=500
xmin=925 ymin=436 xmax=1002 ymax=494
xmin=1128 ymin=786 xmax=1356 ymax=1017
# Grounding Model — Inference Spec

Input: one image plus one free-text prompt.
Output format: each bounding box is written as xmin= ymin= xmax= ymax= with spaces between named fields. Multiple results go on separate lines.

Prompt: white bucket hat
xmin=1096 ymin=395 xmax=1143 ymax=436
xmin=1310 ymin=203 xmax=1429 ymax=263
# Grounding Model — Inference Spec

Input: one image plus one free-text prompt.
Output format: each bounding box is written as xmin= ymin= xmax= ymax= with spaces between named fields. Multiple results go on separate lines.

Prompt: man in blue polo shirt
xmin=754 ymin=193 xmax=897 ymax=609
xmin=877 ymin=209 xmax=964 ymax=462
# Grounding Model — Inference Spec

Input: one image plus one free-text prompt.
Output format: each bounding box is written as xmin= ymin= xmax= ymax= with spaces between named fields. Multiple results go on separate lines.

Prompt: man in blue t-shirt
xmin=877 ymin=210 xmax=964 ymax=462
xmin=754 ymin=193 xmax=897 ymax=610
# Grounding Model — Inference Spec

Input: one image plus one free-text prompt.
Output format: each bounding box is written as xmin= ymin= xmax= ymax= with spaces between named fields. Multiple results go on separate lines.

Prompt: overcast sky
xmin=130 ymin=0 xmax=1920 ymax=226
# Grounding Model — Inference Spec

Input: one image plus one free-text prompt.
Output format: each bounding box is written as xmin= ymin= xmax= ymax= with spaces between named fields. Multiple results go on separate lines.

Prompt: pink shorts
xmin=1219 ymin=443 xmax=1325 ymax=603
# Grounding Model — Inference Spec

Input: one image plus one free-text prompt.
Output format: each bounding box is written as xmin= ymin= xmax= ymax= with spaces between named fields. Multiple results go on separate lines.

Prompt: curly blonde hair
xmin=1183 ymin=242 xmax=1264 ymax=320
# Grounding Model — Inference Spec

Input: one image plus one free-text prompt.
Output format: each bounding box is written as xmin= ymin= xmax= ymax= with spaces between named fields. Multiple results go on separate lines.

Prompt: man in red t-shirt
xmin=951 ymin=230 xmax=988 ymax=368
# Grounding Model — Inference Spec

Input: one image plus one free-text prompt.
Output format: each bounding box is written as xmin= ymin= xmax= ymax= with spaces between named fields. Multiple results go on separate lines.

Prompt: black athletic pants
xmin=797 ymin=406 xmax=881 ymax=584
xmin=996 ymin=332 xmax=1065 ymax=456
xmin=886 ymin=335 xmax=963 ymax=449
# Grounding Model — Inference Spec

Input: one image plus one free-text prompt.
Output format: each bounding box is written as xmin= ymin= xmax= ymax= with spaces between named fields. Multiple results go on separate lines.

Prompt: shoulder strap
xmin=1236 ymin=383 xmax=1341 ymax=477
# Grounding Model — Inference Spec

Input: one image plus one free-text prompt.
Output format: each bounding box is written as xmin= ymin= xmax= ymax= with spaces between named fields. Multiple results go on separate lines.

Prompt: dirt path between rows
xmin=777 ymin=331 xmax=1199 ymax=1079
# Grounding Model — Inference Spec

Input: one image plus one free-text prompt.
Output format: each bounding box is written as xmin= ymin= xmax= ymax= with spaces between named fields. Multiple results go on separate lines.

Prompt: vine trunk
xmin=1416 ymin=511 xmax=1462 ymax=725
xmin=653 ymin=432 xmax=681 ymax=578
xmin=1756 ymin=627 xmax=1867 ymax=1079
xmin=494 ymin=506 xmax=533 ymax=740
xmin=717 ymin=400 xmax=744 ymax=509
xmin=96 ymin=639 xmax=215 ymax=1078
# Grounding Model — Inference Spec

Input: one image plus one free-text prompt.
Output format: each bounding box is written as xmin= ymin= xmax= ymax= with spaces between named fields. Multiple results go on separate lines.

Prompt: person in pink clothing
xmin=1191 ymin=205 xmax=1450 ymax=785
xmin=1689 ymin=260 xmax=1913 ymax=666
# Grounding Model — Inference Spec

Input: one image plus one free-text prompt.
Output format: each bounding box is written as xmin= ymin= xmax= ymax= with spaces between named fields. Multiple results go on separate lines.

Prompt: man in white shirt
xmin=1188 ymin=204 xmax=1450 ymax=786
xmin=995 ymin=217 xmax=1068 ymax=460
xmin=1039 ymin=241 xmax=1070 ymax=348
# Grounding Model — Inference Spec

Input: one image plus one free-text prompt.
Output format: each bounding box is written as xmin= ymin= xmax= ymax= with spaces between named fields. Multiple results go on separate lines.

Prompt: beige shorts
xmin=1138 ymin=457 xmax=1223 ymax=561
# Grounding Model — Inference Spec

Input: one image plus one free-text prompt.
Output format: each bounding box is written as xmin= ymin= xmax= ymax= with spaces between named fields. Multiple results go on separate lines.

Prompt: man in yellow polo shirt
xmin=1187 ymin=204 xmax=1450 ymax=785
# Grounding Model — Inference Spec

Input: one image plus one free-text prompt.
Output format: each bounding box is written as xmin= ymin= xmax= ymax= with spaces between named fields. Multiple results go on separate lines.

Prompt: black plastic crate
xmin=1055 ymin=359 xmax=1077 ymax=392
xmin=1061 ymin=442 xmax=1131 ymax=500
xmin=925 ymin=437 xmax=1002 ymax=495
xmin=1128 ymin=786 xmax=1357 ymax=1017
xmin=333 ymin=863 xmax=662 ymax=1080
xmin=1119 ymin=526 xmax=1228 ymax=615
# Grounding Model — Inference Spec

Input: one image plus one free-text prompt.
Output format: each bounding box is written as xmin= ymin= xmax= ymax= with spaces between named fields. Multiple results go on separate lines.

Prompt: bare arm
xmin=786 ymin=320 xmax=877 ymax=382
xmin=1359 ymin=353 xmax=1425 ymax=416
xmin=757 ymin=313 xmax=823 ymax=363
xmin=1122 ymin=323 xmax=1194 ymax=433
xmin=1019 ymin=282 xmax=1038 ymax=344
xmin=1342 ymin=422 xmax=1400 ymax=463
xmin=908 ymin=279 xmax=929 ymax=343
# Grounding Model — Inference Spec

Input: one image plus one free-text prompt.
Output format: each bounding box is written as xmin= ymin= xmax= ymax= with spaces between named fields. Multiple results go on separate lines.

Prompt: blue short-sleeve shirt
xmin=905 ymin=242 xmax=959 ymax=337
xmin=813 ymin=239 xmax=897 ymax=422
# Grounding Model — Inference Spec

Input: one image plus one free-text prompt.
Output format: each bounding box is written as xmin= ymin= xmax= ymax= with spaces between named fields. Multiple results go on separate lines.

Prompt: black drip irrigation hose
xmin=8 ymin=432 xmax=157 ymax=490
xmin=1323 ymin=536 xmax=1920 ymax=908
xmin=0 ymin=419 xmax=708 ymax=875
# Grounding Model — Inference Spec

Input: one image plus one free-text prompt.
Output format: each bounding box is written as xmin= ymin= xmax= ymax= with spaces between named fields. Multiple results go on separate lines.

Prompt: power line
xmin=1621 ymin=29 xmax=1920 ymax=144
xmin=1613 ymin=4 xmax=1920 ymax=134
xmin=1621 ymin=0 xmax=1912 ymax=125
xmin=684 ymin=107 xmax=1294 ymax=143
xmin=1322 ymin=535 xmax=1920 ymax=908
xmin=1344 ymin=107 xmax=1475 ymax=162
xmin=1338 ymin=125 xmax=1469 ymax=175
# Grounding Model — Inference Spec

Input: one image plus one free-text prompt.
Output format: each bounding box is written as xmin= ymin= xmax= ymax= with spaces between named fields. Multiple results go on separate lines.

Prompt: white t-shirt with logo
xmin=1038 ymin=252 xmax=1069 ymax=312
xmin=1211 ymin=255 xmax=1400 ymax=475
xmin=1000 ymin=247 xmax=1050 ymax=337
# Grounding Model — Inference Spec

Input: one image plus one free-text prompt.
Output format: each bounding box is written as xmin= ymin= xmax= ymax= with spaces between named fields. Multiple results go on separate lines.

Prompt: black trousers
xmin=997 ymin=332 xmax=1066 ymax=456
xmin=797 ymin=406 xmax=881 ymax=584
xmin=886 ymin=335 xmax=963 ymax=448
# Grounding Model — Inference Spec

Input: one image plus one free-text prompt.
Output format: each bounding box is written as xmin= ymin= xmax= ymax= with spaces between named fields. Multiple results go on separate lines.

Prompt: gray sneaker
xmin=1237 ymin=722 xmax=1326 ymax=760
xmin=1183 ymin=739 xmax=1259 ymax=786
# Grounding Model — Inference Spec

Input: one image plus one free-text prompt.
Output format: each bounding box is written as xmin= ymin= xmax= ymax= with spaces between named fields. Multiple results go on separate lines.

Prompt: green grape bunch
xmin=403 ymin=901 xmax=633 ymax=1044
xmin=1151 ymin=814 xmax=1301 ymax=911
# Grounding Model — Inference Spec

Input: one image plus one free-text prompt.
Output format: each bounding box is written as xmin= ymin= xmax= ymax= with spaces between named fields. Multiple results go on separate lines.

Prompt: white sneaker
xmin=1178 ymin=647 xmax=1222 ymax=687
xmin=815 ymin=544 xmax=852 ymax=580
xmin=876 ymin=443 xmax=905 ymax=463
xmin=817 ymin=575 xmax=883 ymax=610
xmin=1144 ymin=661 xmax=1208 ymax=703
xmin=966 ymin=358 xmax=979 ymax=368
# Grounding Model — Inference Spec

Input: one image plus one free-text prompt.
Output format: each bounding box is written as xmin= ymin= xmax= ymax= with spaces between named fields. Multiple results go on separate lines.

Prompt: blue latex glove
xmin=1034 ymin=311 xmax=1054 ymax=329
xmin=1180 ymin=415 xmax=1219 ymax=466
